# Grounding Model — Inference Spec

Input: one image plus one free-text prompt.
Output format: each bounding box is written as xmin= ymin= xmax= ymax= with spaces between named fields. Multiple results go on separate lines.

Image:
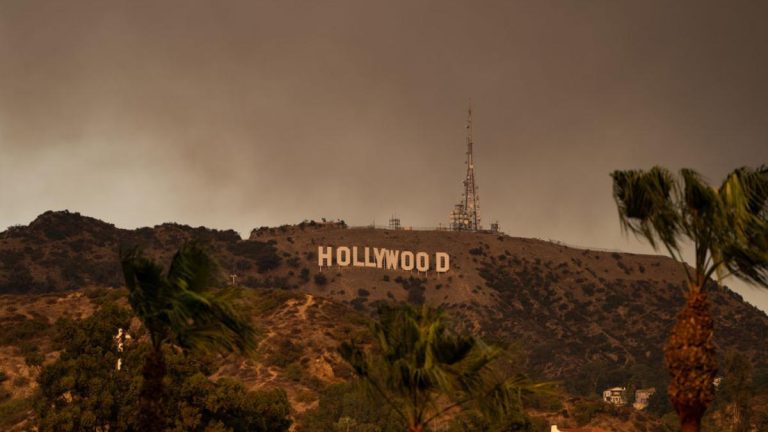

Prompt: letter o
xmin=416 ymin=252 xmax=429 ymax=272
xmin=337 ymin=247 xmax=351 ymax=266
xmin=400 ymin=251 xmax=415 ymax=271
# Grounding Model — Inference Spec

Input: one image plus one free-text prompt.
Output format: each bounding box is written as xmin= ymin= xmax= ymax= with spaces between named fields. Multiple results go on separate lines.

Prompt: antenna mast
xmin=450 ymin=102 xmax=481 ymax=231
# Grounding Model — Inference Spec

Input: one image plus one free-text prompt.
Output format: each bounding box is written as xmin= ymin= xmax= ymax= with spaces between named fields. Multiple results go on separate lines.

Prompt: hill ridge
xmin=1 ymin=210 xmax=766 ymax=383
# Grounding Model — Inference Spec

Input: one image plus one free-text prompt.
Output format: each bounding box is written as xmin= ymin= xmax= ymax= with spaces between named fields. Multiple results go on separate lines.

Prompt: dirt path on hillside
xmin=296 ymin=294 xmax=314 ymax=320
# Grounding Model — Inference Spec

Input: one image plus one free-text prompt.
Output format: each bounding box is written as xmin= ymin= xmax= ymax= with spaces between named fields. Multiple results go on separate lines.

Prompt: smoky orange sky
xmin=1 ymin=1 xmax=767 ymax=310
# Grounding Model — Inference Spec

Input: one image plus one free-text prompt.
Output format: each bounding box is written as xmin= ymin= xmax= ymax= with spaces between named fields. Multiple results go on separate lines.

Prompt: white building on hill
xmin=602 ymin=387 xmax=627 ymax=405
xmin=633 ymin=388 xmax=656 ymax=410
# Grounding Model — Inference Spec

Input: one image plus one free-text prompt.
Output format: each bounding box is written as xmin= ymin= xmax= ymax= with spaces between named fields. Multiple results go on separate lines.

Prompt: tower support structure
xmin=450 ymin=104 xmax=481 ymax=231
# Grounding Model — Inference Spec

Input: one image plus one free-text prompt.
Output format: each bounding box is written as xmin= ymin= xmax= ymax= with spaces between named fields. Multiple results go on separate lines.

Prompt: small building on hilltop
xmin=633 ymin=387 xmax=656 ymax=410
xmin=602 ymin=386 xmax=627 ymax=405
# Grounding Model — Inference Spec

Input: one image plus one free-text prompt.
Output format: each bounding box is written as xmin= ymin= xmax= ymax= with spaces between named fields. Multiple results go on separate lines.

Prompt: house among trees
xmin=602 ymin=386 xmax=627 ymax=405
xmin=601 ymin=386 xmax=657 ymax=410
xmin=633 ymin=387 xmax=656 ymax=410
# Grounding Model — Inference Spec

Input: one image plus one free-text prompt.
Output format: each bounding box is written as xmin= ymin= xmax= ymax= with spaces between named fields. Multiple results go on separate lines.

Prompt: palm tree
xmin=340 ymin=304 xmax=553 ymax=432
xmin=120 ymin=242 xmax=257 ymax=432
xmin=610 ymin=166 xmax=768 ymax=432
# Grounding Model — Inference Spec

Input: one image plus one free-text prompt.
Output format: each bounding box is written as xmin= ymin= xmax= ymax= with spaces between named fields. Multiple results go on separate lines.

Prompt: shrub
xmin=299 ymin=268 xmax=310 ymax=283
xmin=314 ymin=273 xmax=328 ymax=286
xmin=284 ymin=362 xmax=304 ymax=382
xmin=0 ymin=313 xmax=49 ymax=346
xmin=300 ymin=382 xmax=403 ymax=432
xmin=572 ymin=399 xmax=605 ymax=426
xmin=396 ymin=277 xmax=426 ymax=305
xmin=350 ymin=298 xmax=367 ymax=311
xmin=0 ymin=397 xmax=33 ymax=430
xmin=12 ymin=376 xmax=29 ymax=387
xmin=228 ymin=240 xmax=282 ymax=273
xmin=269 ymin=339 xmax=304 ymax=367
xmin=85 ymin=287 xmax=109 ymax=299
xmin=20 ymin=342 xmax=44 ymax=367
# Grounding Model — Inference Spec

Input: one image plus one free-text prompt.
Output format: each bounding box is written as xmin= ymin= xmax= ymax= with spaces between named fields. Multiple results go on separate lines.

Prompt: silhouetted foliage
xmin=339 ymin=305 xmax=552 ymax=432
xmin=395 ymin=276 xmax=426 ymax=305
xmin=227 ymin=240 xmax=281 ymax=273
xmin=121 ymin=243 xmax=256 ymax=432
xmin=314 ymin=273 xmax=328 ymax=286
xmin=0 ymin=312 xmax=50 ymax=346
xmin=300 ymin=382 xmax=403 ymax=432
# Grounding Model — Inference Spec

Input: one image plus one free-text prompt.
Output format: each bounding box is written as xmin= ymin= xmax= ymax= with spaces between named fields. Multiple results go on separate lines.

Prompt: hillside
xmin=3 ymin=211 xmax=765 ymax=374
xmin=1 ymin=210 xmax=767 ymax=430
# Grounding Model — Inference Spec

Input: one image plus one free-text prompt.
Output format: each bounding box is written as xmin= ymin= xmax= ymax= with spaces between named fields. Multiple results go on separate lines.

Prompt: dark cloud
xmin=1 ymin=0 xmax=767 ymax=308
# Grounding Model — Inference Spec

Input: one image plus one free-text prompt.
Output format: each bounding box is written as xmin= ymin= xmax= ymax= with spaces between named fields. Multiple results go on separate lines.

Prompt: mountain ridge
xmin=1 ymin=210 xmax=766 ymax=382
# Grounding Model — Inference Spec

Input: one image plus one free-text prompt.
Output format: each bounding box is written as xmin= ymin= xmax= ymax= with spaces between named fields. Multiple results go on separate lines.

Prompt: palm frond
xmin=680 ymin=169 xmax=724 ymax=235
xmin=120 ymin=247 xmax=170 ymax=347
xmin=169 ymin=287 xmax=256 ymax=354
xmin=340 ymin=304 xmax=553 ymax=430
xmin=610 ymin=167 xmax=681 ymax=253
xmin=715 ymin=166 xmax=768 ymax=287
xmin=167 ymin=242 xmax=220 ymax=293
xmin=120 ymin=243 xmax=256 ymax=355
xmin=721 ymin=165 xmax=768 ymax=218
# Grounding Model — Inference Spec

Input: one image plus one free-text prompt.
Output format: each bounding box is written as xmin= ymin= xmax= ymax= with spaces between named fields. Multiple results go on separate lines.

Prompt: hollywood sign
xmin=317 ymin=246 xmax=450 ymax=273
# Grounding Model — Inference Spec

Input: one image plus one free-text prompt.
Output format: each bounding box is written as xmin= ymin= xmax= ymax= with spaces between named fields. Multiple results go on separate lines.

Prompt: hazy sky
xmin=1 ymin=1 xmax=767 ymax=309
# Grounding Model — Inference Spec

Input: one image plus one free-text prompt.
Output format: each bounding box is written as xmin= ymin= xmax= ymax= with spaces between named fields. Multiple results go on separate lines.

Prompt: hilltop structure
xmin=602 ymin=387 xmax=627 ymax=405
xmin=633 ymin=388 xmax=657 ymax=410
xmin=388 ymin=215 xmax=401 ymax=230
xmin=449 ymin=104 xmax=481 ymax=231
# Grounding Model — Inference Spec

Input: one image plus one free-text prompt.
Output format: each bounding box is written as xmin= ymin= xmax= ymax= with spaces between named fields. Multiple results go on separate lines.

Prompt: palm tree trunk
xmin=680 ymin=417 xmax=701 ymax=432
xmin=139 ymin=345 xmax=167 ymax=432
xmin=664 ymin=286 xmax=718 ymax=432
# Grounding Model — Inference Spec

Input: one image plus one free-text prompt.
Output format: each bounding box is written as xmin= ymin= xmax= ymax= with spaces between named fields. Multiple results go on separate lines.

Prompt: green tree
xmin=301 ymin=382 xmax=401 ymax=432
xmin=339 ymin=304 xmax=553 ymax=432
xmin=35 ymin=302 xmax=291 ymax=432
xmin=35 ymin=303 xmax=138 ymax=431
xmin=120 ymin=243 xmax=257 ymax=432
xmin=610 ymin=166 xmax=768 ymax=432
xmin=646 ymin=384 xmax=674 ymax=418
xmin=166 ymin=373 xmax=291 ymax=432
xmin=713 ymin=351 xmax=753 ymax=432
xmin=20 ymin=342 xmax=45 ymax=368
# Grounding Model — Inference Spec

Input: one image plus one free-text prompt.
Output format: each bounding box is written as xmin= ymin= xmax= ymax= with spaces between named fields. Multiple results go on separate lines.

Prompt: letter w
xmin=385 ymin=250 xmax=400 ymax=270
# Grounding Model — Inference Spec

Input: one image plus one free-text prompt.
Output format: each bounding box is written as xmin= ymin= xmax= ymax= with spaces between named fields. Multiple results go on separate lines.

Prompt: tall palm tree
xmin=340 ymin=304 xmax=553 ymax=432
xmin=120 ymin=242 xmax=257 ymax=432
xmin=610 ymin=166 xmax=768 ymax=432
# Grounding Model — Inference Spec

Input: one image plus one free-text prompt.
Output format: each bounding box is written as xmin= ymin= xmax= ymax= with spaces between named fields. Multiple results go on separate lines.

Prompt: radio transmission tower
xmin=450 ymin=103 xmax=481 ymax=231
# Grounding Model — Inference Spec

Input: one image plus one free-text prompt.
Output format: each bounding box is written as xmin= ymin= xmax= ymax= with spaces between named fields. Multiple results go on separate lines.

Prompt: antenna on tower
xmin=450 ymin=101 xmax=481 ymax=231
xmin=388 ymin=215 xmax=401 ymax=230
